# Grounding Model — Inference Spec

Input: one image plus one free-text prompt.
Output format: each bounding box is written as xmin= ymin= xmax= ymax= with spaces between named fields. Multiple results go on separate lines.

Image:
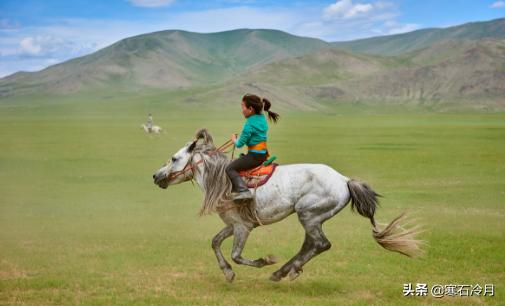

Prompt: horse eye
xmin=171 ymin=157 xmax=177 ymax=163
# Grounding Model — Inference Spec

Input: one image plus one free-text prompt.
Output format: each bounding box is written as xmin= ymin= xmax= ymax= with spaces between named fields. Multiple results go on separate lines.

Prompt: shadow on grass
xmin=210 ymin=273 xmax=345 ymax=298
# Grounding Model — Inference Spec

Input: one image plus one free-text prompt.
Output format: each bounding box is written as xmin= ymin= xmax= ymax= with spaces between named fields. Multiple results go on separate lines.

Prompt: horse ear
xmin=188 ymin=140 xmax=197 ymax=152
xmin=194 ymin=128 xmax=214 ymax=145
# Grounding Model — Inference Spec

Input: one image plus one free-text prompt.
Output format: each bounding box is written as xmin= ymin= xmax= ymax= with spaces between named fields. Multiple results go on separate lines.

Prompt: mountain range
xmin=1 ymin=18 xmax=504 ymax=110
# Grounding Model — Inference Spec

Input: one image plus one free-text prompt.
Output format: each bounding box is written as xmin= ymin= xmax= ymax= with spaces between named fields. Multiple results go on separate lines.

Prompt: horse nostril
xmin=152 ymin=174 xmax=155 ymax=179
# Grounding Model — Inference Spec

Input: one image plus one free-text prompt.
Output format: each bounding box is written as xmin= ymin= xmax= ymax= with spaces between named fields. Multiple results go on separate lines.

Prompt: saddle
xmin=239 ymin=163 xmax=278 ymax=188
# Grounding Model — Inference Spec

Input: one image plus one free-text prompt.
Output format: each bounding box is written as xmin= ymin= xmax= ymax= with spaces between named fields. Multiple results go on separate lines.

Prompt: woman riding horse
xmin=152 ymin=129 xmax=423 ymax=282
xmin=226 ymin=94 xmax=279 ymax=203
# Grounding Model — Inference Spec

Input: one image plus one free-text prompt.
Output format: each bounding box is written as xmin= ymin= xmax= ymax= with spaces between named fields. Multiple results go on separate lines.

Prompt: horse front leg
xmin=212 ymin=225 xmax=235 ymax=282
xmin=231 ymin=223 xmax=277 ymax=268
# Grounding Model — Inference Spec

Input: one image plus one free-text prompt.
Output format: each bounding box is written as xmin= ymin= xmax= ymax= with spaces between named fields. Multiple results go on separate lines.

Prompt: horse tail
xmin=347 ymin=179 xmax=424 ymax=258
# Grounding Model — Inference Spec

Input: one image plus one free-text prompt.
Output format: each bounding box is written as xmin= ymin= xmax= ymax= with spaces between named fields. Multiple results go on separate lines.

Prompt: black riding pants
xmin=225 ymin=152 xmax=267 ymax=180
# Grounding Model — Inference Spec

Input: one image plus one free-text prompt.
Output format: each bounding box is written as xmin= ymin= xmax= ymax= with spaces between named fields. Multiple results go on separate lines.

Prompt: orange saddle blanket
xmin=239 ymin=163 xmax=278 ymax=188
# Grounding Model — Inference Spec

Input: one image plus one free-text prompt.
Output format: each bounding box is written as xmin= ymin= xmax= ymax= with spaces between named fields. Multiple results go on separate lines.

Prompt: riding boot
xmin=228 ymin=171 xmax=253 ymax=204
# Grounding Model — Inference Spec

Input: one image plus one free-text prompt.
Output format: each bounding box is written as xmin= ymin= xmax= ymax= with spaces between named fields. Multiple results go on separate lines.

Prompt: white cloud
xmin=324 ymin=0 xmax=373 ymax=20
xmin=19 ymin=37 xmax=42 ymax=55
xmin=490 ymin=1 xmax=505 ymax=8
xmin=0 ymin=24 xmax=105 ymax=76
xmin=16 ymin=34 xmax=96 ymax=58
xmin=388 ymin=24 xmax=418 ymax=34
xmin=347 ymin=3 xmax=373 ymax=18
xmin=294 ymin=0 xmax=416 ymax=41
xmin=381 ymin=20 xmax=419 ymax=35
xmin=127 ymin=0 xmax=175 ymax=8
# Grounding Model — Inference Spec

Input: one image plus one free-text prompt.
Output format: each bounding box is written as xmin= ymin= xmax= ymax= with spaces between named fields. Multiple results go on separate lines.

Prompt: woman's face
xmin=241 ymin=100 xmax=253 ymax=118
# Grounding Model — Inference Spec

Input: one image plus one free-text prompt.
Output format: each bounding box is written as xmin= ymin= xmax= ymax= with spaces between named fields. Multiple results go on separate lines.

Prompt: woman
xmin=147 ymin=113 xmax=153 ymax=133
xmin=226 ymin=94 xmax=280 ymax=203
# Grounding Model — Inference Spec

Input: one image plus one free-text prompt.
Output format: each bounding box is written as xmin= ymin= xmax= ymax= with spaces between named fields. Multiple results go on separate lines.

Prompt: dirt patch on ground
xmin=0 ymin=259 xmax=28 ymax=280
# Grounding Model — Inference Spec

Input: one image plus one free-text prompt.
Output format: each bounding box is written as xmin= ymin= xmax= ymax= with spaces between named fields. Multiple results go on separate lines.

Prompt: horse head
xmin=153 ymin=128 xmax=215 ymax=188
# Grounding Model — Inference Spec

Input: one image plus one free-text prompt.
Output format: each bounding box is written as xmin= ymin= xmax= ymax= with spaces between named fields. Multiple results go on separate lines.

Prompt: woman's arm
xmin=234 ymin=122 xmax=252 ymax=148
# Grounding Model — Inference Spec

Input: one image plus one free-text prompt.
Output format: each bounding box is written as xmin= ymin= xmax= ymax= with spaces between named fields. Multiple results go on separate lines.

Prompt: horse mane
xmin=200 ymin=152 xmax=233 ymax=215
xmin=192 ymin=128 xmax=260 ymax=223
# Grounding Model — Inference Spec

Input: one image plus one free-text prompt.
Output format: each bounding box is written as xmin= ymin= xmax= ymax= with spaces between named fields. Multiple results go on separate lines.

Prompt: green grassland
xmin=1 ymin=92 xmax=504 ymax=305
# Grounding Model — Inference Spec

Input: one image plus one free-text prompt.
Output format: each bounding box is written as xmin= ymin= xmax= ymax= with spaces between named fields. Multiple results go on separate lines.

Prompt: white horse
xmin=141 ymin=124 xmax=162 ymax=134
xmin=153 ymin=129 xmax=423 ymax=282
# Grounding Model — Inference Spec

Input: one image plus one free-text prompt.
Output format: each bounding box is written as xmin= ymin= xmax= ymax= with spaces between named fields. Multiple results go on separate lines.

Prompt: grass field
xmin=1 ymin=92 xmax=504 ymax=305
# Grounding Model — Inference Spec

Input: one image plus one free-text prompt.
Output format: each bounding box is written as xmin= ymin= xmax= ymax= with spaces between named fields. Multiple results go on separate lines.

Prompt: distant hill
xmin=0 ymin=29 xmax=330 ymax=96
xmin=180 ymin=47 xmax=387 ymax=111
xmin=344 ymin=39 xmax=505 ymax=104
xmin=194 ymin=39 xmax=504 ymax=110
xmin=332 ymin=18 xmax=505 ymax=56
xmin=1 ymin=19 xmax=504 ymax=110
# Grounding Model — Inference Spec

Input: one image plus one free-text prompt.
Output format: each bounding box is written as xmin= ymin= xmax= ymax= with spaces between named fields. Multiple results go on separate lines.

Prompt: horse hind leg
xmin=270 ymin=214 xmax=332 ymax=282
xmin=289 ymin=222 xmax=331 ymax=281
xmin=230 ymin=223 xmax=278 ymax=268
xmin=269 ymin=232 xmax=314 ymax=281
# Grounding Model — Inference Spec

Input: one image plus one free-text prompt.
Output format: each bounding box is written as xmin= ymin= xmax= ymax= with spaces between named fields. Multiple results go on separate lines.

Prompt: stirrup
xmin=232 ymin=190 xmax=253 ymax=204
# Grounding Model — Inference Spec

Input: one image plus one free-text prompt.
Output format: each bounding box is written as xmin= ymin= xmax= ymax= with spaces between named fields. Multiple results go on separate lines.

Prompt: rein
xmin=168 ymin=139 xmax=235 ymax=180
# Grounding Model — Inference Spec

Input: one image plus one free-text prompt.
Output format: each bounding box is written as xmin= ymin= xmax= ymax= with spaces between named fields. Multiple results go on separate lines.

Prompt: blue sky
xmin=1 ymin=0 xmax=504 ymax=77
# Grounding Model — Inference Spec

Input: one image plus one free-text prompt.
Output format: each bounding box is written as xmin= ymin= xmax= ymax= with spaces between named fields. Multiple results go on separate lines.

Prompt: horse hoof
xmin=264 ymin=255 xmax=278 ymax=265
xmin=269 ymin=273 xmax=282 ymax=282
xmin=288 ymin=268 xmax=302 ymax=281
xmin=224 ymin=270 xmax=235 ymax=283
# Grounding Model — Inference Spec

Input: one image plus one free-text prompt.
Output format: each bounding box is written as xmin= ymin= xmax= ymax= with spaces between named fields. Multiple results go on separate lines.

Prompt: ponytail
xmin=261 ymin=98 xmax=280 ymax=123
xmin=242 ymin=93 xmax=280 ymax=123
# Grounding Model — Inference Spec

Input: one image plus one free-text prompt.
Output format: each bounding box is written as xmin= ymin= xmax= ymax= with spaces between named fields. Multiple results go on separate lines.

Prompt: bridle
xmin=166 ymin=139 xmax=235 ymax=181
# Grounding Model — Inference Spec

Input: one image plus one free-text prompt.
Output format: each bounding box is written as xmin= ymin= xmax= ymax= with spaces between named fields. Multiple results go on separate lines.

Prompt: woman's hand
xmin=231 ymin=133 xmax=237 ymax=143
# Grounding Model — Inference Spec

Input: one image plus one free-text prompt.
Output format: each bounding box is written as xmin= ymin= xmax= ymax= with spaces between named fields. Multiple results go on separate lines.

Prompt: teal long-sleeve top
xmin=235 ymin=114 xmax=268 ymax=153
